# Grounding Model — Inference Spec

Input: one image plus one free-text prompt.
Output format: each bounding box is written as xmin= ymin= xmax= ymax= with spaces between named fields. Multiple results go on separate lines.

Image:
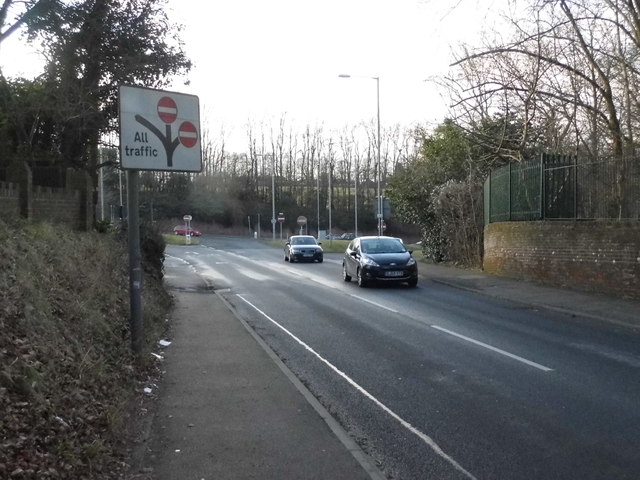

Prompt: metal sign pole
xmin=120 ymin=85 xmax=203 ymax=356
xmin=127 ymin=169 xmax=143 ymax=355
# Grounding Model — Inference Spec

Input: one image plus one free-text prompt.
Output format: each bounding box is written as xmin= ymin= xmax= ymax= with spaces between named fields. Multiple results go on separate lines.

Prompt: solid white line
xmin=349 ymin=294 xmax=399 ymax=313
xmin=430 ymin=325 xmax=554 ymax=372
xmin=237 ymin=294 xmax=477 ymax=480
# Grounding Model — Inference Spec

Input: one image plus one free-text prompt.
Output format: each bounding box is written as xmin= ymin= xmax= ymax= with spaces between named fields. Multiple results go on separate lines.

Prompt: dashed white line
xmin=237 ymin=294 xmax=478 ymax=480
xmin=431 ymin=325 xmax=554 ymax=372
xmin=349 ymin=294 xmax=399 ymax=313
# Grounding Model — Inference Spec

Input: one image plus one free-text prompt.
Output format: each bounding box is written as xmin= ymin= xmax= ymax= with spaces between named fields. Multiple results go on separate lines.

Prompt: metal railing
xmin=484 ymin=154 xmax=640 ymax=224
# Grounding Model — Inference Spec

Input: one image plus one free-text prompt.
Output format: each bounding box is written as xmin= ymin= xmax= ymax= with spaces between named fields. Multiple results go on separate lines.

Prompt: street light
xmin=271 ymin=154 xmax=276 ymax=240
xmin=339 ymin=74 xmax=382 ymax=236
xmin=256 ymin=152 xmax=276 ymax=240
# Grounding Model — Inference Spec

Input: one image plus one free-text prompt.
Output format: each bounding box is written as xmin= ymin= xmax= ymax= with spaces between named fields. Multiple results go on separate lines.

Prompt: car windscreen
xmin=360 ymin=239 xmax=406 ymax=254
xmin=291 ymin=237 xmax=316 ymax=245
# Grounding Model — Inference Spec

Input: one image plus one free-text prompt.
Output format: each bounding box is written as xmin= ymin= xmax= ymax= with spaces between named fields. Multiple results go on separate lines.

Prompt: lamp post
xmin=317 ymin=157 xmax=320 ymax=237
xmin=271 ymin=154 xmax=276 ymax=240
xmin=354 ymin=157 xmax=359 ymax=237
xmin=339 ymin=74 xmax=382 ymax=236
xmin=255 ymin=152 xmax=276 ymax=240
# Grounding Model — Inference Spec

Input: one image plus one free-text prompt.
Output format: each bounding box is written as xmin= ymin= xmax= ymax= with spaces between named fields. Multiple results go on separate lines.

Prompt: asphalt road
xmin=166 ymin=236 xmax=640 ymax=480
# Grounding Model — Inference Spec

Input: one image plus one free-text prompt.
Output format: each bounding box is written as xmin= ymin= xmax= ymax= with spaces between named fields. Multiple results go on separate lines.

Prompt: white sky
xmin=0 ymin=0 xmax=507 ymax=152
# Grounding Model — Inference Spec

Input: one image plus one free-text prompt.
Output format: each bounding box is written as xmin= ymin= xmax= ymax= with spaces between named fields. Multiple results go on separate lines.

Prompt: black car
xmin=342 ymin=236 xmax=418 ymax=287
xmin=284 ymin=235 xmax=324 ymax=263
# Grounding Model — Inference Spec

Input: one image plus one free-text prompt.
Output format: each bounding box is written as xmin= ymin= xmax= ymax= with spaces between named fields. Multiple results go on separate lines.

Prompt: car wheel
xmin=342 ymin=264 xmax=351 ymax=282
xmin=408 ymin=278 xmax=418 ymax=288
xmin=317 ymin=257 xmax=323 ymax=263
xmin=357 ymin=268 xmax=367 ymax=288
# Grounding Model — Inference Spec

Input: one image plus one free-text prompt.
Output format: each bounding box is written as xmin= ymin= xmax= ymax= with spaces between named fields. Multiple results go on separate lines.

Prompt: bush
xmin=141 ymin=222 xmax=166 ymax=280
xmin=427 ymin=179 xmax=484 ymax=266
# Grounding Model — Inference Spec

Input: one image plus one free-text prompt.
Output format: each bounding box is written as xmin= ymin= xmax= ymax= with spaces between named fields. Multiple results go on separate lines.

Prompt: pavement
xmin=131 ymin=255 xmax=640 ymax=480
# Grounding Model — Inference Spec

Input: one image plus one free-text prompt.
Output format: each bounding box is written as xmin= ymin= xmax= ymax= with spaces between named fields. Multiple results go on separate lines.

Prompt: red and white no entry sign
xmin=157 ymin=96 xmax=178 ymax=124
xmin=178 ymin=121 xmax=198 ymax=148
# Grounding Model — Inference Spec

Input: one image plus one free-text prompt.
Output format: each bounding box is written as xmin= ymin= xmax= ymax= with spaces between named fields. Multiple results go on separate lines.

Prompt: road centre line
xmin=237 ymin=294 xmax=478 ymax=480
xmin=430 ymin=325 xmax=554 ymax=372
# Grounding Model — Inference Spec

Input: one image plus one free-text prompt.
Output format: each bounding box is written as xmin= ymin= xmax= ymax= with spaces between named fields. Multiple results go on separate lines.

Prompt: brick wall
xmin=32 ymin=186 xmax=83 ymax=229
xmin=484 ymin=221 xmax=640 ymax=300
xmin=0 ymin=182 xmax=20 ymax=218
xmin=0 ymin=182 xmax=86 ymax=230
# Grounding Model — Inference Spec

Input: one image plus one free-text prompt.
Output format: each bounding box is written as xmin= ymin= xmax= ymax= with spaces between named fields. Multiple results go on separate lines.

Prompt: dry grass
xmin=0 ymin=220 xmax=171 ymax=479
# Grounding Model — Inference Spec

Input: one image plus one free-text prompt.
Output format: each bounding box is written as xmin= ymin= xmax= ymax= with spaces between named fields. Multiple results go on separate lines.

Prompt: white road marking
xmin=431 ymin=325 xmax=554 ymax=372
xmin=349 ymin=294 xmax=399 ymax=313
xmin=237 ymin=295 xmax=478 ymax=480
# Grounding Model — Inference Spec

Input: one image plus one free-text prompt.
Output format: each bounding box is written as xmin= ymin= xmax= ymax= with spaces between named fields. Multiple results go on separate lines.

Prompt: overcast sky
xmin=1 ymin=0 xmax=508 ymax=152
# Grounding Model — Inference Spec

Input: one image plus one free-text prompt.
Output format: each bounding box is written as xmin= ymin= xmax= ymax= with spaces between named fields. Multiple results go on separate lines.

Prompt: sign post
xmin=277 ymin=212 xmax=285 ymax=240
xmin=297 ymin=215 xmax=307 ymax=236
xmin=127 ymin=170 xmax=143 ymax=354
xmin=119 ymin=85 xmax=202 ymax=354
xmin=183 ymin=214 xmax=192 ymax=244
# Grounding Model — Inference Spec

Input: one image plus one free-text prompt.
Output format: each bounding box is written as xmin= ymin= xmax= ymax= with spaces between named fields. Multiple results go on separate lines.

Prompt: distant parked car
xmin=325 ymin=233 xmax=342 ymax=240
xmin=284 ymin=235 xmax=323 ymax=263
xmin=173 ymin=226 xmax=202 ymax=236
xmin=342 ymin=236 xmax=418 ymax=287
xmin=340 ymin=233 xmax=356 ymax=240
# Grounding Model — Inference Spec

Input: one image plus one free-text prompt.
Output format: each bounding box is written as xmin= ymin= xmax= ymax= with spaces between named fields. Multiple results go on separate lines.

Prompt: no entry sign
xmin=119 ymin=85 xmax=202 ymax=172
xmin=157 ymin=96 xmax=178 ymax=124
xmin=179 ymin=121 xmax=198 ymax=148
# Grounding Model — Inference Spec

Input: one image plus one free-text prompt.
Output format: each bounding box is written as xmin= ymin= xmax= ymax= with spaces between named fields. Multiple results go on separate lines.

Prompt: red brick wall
xmin=484 ymin=221 xmax=640 ymax=300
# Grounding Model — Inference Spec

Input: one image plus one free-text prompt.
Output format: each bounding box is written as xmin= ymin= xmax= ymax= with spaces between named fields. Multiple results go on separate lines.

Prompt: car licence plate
xmin=385 ymin=271 xmax=403 ymax=277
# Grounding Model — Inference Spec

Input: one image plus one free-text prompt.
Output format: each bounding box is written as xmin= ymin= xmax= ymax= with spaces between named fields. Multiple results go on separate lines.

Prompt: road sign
xmin=277 ymin=214 xmax=285 ymax=222
xmin=157 ymin=96 xmax=178 ymax=123
xmin=179 ymin=121 xmax=198 ymax=148
xmin=183 ymin=215 xmax=192 ymax=221
xmin=119 ymin=85 xmax=202 ymax=172
xmin=297 ymin=216 xmax=307 ymax=225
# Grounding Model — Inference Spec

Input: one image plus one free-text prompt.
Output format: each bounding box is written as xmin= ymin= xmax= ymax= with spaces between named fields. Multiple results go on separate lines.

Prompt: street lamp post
xmin=354 ymin=158 xmax=359 ymax=237
xmin=271 ymin=154 xmax=276 ymax=240
xmin=255 ymin=152 xmax=276 ymax=240
xmin=317 ymin=158 xmax=320 ymax=237
xmin=339 ymin=74 xmax=382 ymax=236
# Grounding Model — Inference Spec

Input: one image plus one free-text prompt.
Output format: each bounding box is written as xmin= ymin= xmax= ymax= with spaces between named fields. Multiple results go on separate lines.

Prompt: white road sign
xmin=119 ymin=85 xmax=202 ymax=172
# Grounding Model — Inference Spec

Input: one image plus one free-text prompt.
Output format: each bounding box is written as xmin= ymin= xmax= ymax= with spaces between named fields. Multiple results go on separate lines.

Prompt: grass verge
xmin=0 ymin=219 xmax=171 ymax=479
xmin=163 ymin=233 xmax=200 ymax=245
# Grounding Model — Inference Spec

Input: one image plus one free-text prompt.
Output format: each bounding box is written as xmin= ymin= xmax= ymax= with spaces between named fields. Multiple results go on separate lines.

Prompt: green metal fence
xmin=484 ymin=154 xmax=640 ymax=225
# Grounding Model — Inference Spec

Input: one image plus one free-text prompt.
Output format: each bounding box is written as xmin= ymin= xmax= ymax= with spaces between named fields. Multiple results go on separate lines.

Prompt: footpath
xmin=131 ymin=255 xmax=381 ymax=480
xmin=130 ymin=255 xmax=639 ymax=480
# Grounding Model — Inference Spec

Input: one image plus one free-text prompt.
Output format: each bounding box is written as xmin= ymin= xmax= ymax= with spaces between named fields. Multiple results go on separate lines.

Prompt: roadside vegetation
xmin=5 ymin=2 xmax=635 ymax=273
xmin=0 ymin=219 xmax=171 ymax=478
xmin=162 ymin=233 xmax=200 ymax=246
